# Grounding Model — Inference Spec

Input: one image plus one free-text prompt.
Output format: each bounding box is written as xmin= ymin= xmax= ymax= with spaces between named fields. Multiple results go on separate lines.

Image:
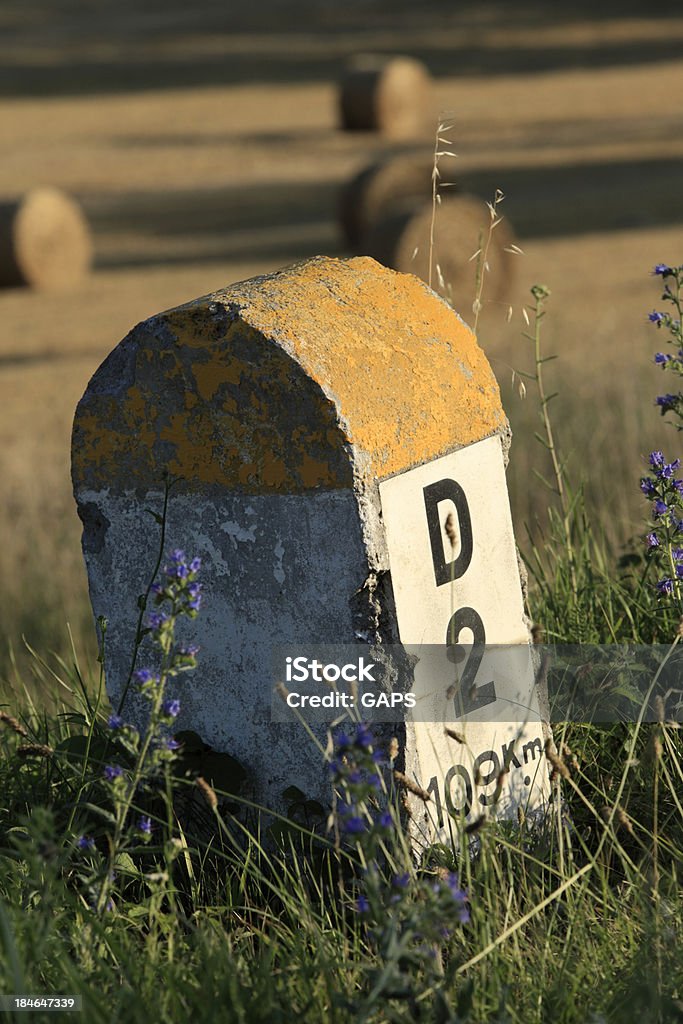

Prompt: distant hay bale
xmin=364 ymin=194 xmax=518 ymax=309
xmin=338 ymin=154 xmax=432 ymax=248
xmin=338 ymin=56 xmax=433 ymax=139
xmin=0 ymin=187 xmax=92 ymax=291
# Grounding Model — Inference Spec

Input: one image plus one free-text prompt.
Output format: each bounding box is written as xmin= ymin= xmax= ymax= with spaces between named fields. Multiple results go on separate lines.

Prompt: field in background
xmin=0 ymin=1 xmax=682 ymax=691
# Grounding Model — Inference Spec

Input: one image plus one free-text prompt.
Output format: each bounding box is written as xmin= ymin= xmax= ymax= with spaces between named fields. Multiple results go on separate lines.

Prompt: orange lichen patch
xmin=72 ymin=257 xmax=506 ymax=495
xmin=192 ymin=355 xmax=243 ymax=401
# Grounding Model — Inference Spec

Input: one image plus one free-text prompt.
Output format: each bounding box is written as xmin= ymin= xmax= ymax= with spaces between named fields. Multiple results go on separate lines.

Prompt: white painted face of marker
xmin=379 ymin=433 xmax=550 ymax=833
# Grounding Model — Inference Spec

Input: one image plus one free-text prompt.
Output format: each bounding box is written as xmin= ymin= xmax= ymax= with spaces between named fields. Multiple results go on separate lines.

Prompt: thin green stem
xmin=529 ymin=285 xmax=578 ymax=598
xmin=118 ymin=474 xmax=176 ymax=716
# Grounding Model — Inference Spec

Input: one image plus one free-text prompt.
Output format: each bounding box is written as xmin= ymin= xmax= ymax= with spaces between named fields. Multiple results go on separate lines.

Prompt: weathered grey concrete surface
xmin=71 ymin=255 xmax=547 ymax=828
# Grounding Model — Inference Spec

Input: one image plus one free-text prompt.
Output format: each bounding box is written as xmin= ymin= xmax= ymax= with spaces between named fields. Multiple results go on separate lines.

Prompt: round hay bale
xmin=0 ymin=187 xmax=92 ymax=291
xmin=364 ymin=194 xmax=518 ymax=310
xmin=338 ymin=154 xmax=433 ymax=249
xmin=338 ymin=56 xmax=433 ymax=139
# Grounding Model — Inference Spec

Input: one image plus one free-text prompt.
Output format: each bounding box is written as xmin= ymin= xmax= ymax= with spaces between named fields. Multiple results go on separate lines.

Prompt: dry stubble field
xmin=0 ymin=2 xmax=682 ymax=687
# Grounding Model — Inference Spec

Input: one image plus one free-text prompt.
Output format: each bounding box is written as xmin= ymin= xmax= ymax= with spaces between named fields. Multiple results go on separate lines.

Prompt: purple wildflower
xmin=103 ymin=764 xmax=123 ymax=781
xmin=147 ymin=610 xmax=169 ymax=631
xmin=344 ymin=816 xmax=366 ymax=835
xmin=646 ymin=532 xmax=659 ymax=549
xmin=137 ymin=815 xmax=152 ymax=835
xmin=653 ymin=500 xmax=668 ymax=518
xmin=176 ymin=643 xmax=199 ymax=658
xmin=442 ymin=872 xmax=470 ymax=923
xmin=640 ymin=477 xmax=656 ymax=497
xmin=444 ymin=872 xmax=467 ymax=901
xmin=654 ymin=353 xmax=672 ymax=365
xmin=107 ymin=714 xmax=123 ymax=730
xmin=657 ymin=578 xmax=675 ymax=597
xmin=165 ymin=550 xmax=189 ymax=579
xmin=656 ymin=394 xmax=678 ymax=413
xmin=335 ymin=731 xmax=351 ymax=751
xmin=354 ymin=722 xmax=374 ymax=751
xmin=76 ymin=836 xmax=96 ymax=852
xmin=355 ymin=894 xmax=370 ymax=913
xmin=649 ymin=311 xmax=666 ymax=326
xmin=653 ymin=264 xmax=672 ymax=277
xmin=162 ymin=699 xmax=181 ymax=718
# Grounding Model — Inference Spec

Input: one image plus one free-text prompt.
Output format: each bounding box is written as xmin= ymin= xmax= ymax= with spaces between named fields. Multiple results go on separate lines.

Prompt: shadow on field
xmin=85 ymin=152 xmax=683 ymax=271
xmin=85 ymin=181 xmax=343 ymax=270
xmin=0 ymin=0 xmax=681 ymax=98
xmin=459 ymin=155 xmax=683 ymax=238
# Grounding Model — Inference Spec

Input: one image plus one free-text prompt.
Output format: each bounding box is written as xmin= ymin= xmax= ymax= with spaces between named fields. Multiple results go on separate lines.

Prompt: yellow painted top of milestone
xmin=72 ymin=256 xmax=506 ymax=493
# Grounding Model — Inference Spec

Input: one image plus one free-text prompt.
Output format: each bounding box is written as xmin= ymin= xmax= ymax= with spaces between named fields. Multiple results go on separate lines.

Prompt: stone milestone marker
xmin=72 ymin=255 xmax=550 ymax=833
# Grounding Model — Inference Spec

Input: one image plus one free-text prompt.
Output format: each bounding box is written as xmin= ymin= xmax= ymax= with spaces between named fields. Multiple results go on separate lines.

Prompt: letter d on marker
xmin=423 ymin=479 xmax=473 ymax=586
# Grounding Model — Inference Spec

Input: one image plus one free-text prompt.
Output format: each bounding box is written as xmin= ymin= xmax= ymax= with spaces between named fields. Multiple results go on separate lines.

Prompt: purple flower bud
xmin=354 ymin=722 xmax=374 ymax=751
xmin=656 ymin=394 xmax=678 ymax=412
xmin=134 ymin=668 xmax=156 ymax=686
xmin=661 ymin=460 xmax=681 ymax=479
xmin=107 ymin=714 xmax=124 ymax=730
xmin=335 ymin=731 xmax=350 ymax=751
xmin=344 ymin=816 xmax=366 ymax=834
xmin=162 ymin=699 xmax=181 ymax=718
xmin=176 ymin=644 xmax=199 ymax=658
xmin=137 ymin=815 xmax=152 ymax=835
xmin=444 ymin=872 xmax=468 ymax=902
xmin=147 ymin=610 xmax=170 ymax=631
xmin=355 ymin=895 xmax=370 ymax=913
xmin=185 ymin=582 xmax=202 ymax=612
